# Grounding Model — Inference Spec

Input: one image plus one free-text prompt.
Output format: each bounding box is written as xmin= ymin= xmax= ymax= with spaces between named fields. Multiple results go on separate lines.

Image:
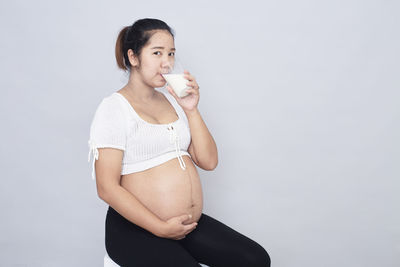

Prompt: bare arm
xmin=185 ymin=108 xmax=218 ymax=170
xmin=95 ymin=148 xmax=166 ymax=237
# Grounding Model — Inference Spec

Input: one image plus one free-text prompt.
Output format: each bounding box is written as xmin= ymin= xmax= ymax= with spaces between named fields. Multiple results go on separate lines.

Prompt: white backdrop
xmin=0 ymin=0 xmax=399 ymax=266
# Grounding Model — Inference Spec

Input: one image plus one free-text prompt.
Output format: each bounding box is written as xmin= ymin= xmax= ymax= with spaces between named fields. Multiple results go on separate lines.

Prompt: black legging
xmin=105 ymin=206 xmax=271 ymax=267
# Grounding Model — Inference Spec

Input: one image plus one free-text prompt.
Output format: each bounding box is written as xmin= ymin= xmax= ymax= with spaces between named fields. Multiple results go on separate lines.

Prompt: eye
xmin=154 ymin=51 xmax=161 ymax=55
xmin=169 ymin=52 xmax=175 ymax=56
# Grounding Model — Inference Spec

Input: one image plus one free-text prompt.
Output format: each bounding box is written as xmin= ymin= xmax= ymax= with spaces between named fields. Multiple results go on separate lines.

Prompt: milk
xmin=162 ymin=73 xmax=190 ymax=98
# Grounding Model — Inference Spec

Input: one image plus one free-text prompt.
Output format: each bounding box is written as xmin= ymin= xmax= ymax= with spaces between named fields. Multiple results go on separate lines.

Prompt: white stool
xmin=104 ymin=253 xmax=120 ymax=267
xmin=104 ymin=253 xmax=209 ymax=267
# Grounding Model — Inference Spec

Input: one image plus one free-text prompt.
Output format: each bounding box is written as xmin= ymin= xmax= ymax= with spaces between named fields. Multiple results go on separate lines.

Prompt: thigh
xmin=178 ymin=213 xmax=271 ymax=267
xmin=105 ymin=206 xmax=201 ymax=267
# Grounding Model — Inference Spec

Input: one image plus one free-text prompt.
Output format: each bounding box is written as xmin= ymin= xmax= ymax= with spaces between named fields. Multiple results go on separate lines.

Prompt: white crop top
xmin=87 ymin=89 xmax=191 ymax=180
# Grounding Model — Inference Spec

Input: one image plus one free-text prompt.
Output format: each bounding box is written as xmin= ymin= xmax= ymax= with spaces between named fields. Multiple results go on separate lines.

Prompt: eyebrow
xmin=151 ymin=46 xmax=176 ymax=51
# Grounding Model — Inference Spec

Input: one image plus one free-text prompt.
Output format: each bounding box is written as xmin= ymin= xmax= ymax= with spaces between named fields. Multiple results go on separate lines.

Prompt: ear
xmin=127 ymin=49 xmax=139 ymax=67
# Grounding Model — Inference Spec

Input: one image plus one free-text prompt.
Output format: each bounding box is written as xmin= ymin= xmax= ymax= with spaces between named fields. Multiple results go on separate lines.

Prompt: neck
xmin=124 ymin=72 xmax=157 ymax=102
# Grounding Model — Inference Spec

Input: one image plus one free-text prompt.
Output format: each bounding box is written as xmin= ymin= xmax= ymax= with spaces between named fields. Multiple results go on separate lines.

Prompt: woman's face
xmin=131 ymin=30 xmax=176 ymax=88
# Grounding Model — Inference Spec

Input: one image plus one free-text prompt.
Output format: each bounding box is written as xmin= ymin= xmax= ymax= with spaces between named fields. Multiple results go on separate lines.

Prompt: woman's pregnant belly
xmin=120 ymin=155 xmax=203 ymax=225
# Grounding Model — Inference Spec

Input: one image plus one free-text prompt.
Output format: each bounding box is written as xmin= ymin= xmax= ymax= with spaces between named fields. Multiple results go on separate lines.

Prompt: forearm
xmin=185 ymin=108 xmax=218 ymax=169
xmin=100 ymin=185 xmax=165 ymax=237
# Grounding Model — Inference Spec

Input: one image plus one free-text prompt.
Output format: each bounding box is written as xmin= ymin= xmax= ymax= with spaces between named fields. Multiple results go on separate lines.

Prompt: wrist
xmin=153 ymin=220 xmax=167 ymax=238
xmin=184 ymin=107 xmax=199 ymax=118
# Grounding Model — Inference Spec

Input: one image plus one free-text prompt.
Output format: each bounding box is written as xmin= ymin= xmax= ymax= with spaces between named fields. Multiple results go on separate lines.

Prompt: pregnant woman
xmin=88 ymin=18 xmax=271 ymax=267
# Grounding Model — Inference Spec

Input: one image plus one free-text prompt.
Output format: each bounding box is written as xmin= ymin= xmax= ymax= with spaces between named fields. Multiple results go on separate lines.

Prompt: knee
xmin=241 ymin=244 xmax=271 ymax=267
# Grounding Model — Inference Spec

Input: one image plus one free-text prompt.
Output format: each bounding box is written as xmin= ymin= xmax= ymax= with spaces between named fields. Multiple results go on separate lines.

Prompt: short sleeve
xmin=87 ymin=97 xmax=127 ymax=180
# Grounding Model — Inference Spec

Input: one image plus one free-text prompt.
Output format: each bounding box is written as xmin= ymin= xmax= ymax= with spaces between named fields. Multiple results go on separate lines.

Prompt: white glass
xmin=161 ymin=57 xmax=190 ymax=98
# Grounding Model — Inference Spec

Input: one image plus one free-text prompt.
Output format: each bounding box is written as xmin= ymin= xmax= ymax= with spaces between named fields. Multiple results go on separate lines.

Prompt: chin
xmin=157 ymin=81 xmax=167 ymax=87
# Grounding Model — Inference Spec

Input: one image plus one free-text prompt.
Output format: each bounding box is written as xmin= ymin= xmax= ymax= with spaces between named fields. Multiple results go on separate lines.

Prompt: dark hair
xmin=115 ymin=18 xmax=175 ymax=72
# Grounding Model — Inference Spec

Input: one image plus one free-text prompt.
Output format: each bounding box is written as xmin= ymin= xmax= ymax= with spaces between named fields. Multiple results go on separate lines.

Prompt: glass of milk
xmin=161 ymin=57 xmax=190 ymax=98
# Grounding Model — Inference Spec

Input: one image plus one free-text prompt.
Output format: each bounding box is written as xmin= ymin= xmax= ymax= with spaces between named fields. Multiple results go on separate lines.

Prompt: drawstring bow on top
xmin=167 ymin=124 xmax=186 ymax=170
xmin=88 ymin=140 xmax=99 ymax=180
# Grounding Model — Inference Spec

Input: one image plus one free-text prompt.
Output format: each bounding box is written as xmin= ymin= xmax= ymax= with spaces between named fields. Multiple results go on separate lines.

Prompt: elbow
xmin=206 ymin=163 xmax=217 ymax=171
xmin=96 ymin=181 xmax=107 ymax=200
xmin=203 ymin=157 xmax=218 ymax=171
xmin=97 ymin=184 xmax=119 ymax=203
xmin=98 ymin=189 xmax=116 ymax=204
xmin=97 ymin=189 xmax=109 ymax=202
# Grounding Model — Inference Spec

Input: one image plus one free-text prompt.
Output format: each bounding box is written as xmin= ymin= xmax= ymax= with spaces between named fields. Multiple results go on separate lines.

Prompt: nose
xmin=161 ymin=59 xmax=174 ymax=72
xmin=162 ymin=61 xmax=171 ymax=68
